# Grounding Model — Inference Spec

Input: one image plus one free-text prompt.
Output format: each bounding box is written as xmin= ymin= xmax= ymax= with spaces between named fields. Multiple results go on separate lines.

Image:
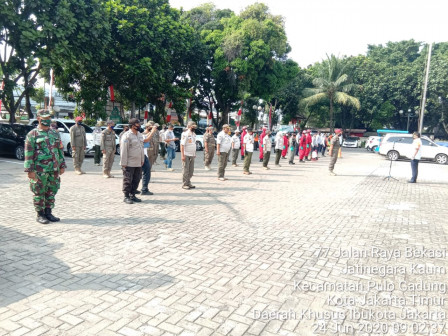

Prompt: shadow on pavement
xmin=60 ymin=217 xmax=183 ymax=226
xmin=0 ymin=225 xmax=175 ymax=307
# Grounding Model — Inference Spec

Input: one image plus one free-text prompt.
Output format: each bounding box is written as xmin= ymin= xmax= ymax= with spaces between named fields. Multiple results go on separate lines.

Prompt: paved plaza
xmin=0 ymin=149 xmax=447 ymax=336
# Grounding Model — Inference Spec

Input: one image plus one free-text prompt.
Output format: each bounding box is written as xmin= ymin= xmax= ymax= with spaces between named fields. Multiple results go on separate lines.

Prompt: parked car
xmin=365 ymin=136 xmax=381 ymax=151
xmin=0 ymin=123 xmax=35 ymax=160
xmin=29 ymin=119 xmax=94 ymax=156
xmin=112 ymin=123 xmax=143 ymax=135
xmin=342 ymin=136 xmax=361 ymax=148
xmin=379 ymin=133 xmax=448 ymax=164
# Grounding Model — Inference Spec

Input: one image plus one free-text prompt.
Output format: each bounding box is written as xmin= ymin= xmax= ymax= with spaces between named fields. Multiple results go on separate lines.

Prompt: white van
xmin=29 ymin=119 xmax=94 ymax=156
xmin=379 ymin=133 xmax=448 ymax=164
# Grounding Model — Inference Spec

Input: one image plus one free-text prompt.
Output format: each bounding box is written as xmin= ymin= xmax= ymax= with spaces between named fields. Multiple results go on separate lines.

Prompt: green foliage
xmin=302 ymin=55 xmax=360 ymax=131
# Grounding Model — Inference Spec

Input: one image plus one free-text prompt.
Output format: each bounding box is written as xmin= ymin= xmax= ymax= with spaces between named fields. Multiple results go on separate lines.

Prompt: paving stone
xmin=0 ymin=150 xmax=447 ymax=335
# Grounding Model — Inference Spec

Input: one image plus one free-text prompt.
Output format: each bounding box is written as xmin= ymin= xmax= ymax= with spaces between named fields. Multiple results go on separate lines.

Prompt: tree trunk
xmin=329 ymin=95 xmax=334 ymax=132
xmin=131 ymin=101 xmax=135 ymax=118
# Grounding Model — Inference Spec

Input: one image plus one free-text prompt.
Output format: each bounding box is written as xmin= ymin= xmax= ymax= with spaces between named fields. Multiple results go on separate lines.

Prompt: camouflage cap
xmin=37 ymin=109 xmax=51 ymax=118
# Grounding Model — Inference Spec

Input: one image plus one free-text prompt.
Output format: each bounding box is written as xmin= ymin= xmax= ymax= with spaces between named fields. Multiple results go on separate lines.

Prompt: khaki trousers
xmin=204 ymin=145 xmax=215 ymax=166
xmin=243 ymin=151 xmax=253 ymax=172
xmin=232 ymin=148 xmax=239 ymax=165
xmin=263 ymin=151 xmax=271 ymax=167
xmin=72 ymin=148 xmax=85 ymax=169
xmin=329 ymin=150 xmax=338 ymax=171
xmin=103 ymin=149 xmax=115 ymax=174
xmin=182 ymin=156 xmax=195 ymax=186
xmin=218 ymin=152 xmax=229 ymax=178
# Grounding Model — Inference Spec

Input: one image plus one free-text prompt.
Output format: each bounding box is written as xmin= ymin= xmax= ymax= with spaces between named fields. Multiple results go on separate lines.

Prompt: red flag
xmin=109 ymin=85 xmax=115 ymax=102
xmin=238 ymin=108 xmax=242 ymax=116
xmin=166 ymin=115 xmax=171 ymax=122
xmin=144 ymin=110 xmax=148 ymax=120
xmin=168 ymin=101 xmax=173 ymax=108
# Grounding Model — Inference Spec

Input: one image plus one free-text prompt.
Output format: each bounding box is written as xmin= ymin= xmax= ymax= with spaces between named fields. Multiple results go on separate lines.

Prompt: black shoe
xmin=188 ymin=185 xmax=196 ymax=189
xmin=141 ymin=190 xmax=154 ymax=195
xmin=124 ymin=197 xmax=134 ymax=204
xmin=134 ymin=190 xmax=141 ymax=194
xmin=407 ymin=180 xmax=416 ymax=183
xmin=45 ymin=208 xmax=60 ymax=222
xmin=241 ymin=156 xmax=244 ymax=160
xmin=36 ymin=211 xmax=50 ymax=224
xmin=259 ymin=159 xmax=263 ymax=162
xmin=130 ymin=195 xmax=142 ymax=202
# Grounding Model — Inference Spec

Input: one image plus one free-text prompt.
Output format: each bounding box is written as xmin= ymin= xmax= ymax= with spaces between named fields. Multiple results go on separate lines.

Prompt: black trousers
xmin=410 ymin=159 xmax=419 ymax=182
xmin=122 ymin=166 xmax=142 ymax=196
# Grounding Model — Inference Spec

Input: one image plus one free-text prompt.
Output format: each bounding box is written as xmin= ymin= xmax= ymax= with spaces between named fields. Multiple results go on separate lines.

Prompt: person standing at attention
xmin=408 ymin=132 xmax=422 ymax=183
xmin=216 ymin=124 xmax=232 ymax=181
xmin=181 ymin=121 xmax=197 ymax=190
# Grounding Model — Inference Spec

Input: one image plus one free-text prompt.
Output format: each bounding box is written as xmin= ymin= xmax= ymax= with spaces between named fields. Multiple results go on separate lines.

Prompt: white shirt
xmin=217 ymin=131 xmax=232 ymax=153
xmin=412 ymin=138 xmax=422 ymax=160
xmin=263 ymin=134 xmax=272 ymax=152
xmin=181 ymin=129 xmax=196 ymax=156
xmin=243 ymin=133 xmax=254 ymax=152
xmin=231 ymin=135 xmax=241 ymax=149
xmin=275 ymin=133 xmax=283 ymax=150
xmin=93 ymin=128 xmax=102 ymax=146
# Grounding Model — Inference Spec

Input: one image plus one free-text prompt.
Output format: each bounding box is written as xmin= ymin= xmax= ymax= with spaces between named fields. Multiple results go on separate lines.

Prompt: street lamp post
xmin=399 ymin=109 xmax=415 ymax=132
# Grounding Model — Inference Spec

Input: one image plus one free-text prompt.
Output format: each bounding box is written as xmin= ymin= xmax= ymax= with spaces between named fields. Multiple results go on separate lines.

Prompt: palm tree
xmin=302 ymin=55 xmax=360 ymax=132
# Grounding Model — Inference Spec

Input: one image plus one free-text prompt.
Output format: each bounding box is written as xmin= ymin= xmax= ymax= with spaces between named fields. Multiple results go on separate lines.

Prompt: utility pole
xmin=419 ymin=42 xmax=432 ymax=135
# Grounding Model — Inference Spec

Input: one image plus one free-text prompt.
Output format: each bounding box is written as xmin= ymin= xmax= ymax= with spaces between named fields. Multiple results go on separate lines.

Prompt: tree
xmin=31 ymin=87 xmax=45 ymax=108
xmin=185 ymin=3 xmax=295 ymax=129
xmin=0 ymin=0 xmax=109 ymax=123
xmin=302 ymin=55 xmax=360 ymax=132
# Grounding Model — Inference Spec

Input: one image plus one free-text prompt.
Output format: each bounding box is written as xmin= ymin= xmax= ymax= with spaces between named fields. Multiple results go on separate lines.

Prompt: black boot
xmin=124 ymin=194 xmax=134 ymax=204
xmin=45 ymin=208 xmax=60 ymax=222
xmin=130 ymin=195 xmax=142 ymax=202
xmin=36 ymin=211 xmax=50 ymax=224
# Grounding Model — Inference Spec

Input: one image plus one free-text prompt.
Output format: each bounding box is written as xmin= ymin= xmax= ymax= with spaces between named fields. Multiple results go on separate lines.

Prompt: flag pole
xmin=419 ymin=42 xmax=432 ymax=135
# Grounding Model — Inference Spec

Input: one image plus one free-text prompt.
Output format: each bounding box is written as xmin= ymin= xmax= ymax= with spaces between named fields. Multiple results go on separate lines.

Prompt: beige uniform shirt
xmin=70 ymin=124 xmax=86 ymax=147
xmin=119 ymin=130 xmax=144 ymax=167
xmin=101 ymin=129 xmax=116 ymax=151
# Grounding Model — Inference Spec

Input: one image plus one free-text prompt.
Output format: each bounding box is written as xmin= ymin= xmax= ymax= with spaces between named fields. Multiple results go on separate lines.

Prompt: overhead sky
xmin=169 ymin=0 xmax=448 ymax=68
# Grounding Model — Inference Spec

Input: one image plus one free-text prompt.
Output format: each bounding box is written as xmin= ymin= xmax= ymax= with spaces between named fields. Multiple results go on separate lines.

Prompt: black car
xmin=0 ymin=123 xmax=35 ymax=160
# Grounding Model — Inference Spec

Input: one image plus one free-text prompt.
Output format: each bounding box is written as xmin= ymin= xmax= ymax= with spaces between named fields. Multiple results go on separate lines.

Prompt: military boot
xmin=36 ymin=211 xmax=50 ymax=224
xmin=45 ymin=208 xmax=60 ymax=222
xmin=124 ymin=194 xmax=134 ymax=204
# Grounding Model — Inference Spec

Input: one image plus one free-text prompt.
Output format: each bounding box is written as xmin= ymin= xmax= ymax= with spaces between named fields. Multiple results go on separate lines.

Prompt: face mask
xmin=191 ymin=129 xmax=196 ymax=133
xmin=110 ymin=126 xmax=114 ymax=130
xmin=41 ymin=119 xmax=52 ymax=127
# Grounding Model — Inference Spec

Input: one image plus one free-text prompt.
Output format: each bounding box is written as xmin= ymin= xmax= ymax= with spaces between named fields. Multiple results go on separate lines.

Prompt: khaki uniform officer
xmin=243 ymin=128 xmax=255 ymax=175
xmin=216 ymin=124 xmax=232 ymax=181
xmin=70 ymin=116 xmax=87 ymax=175
xmin=262 ymin=130 xmax=272 ymax=169
xmin=181 ymin=121 xmax=197 ymax=190
xmin=120 ymin=118 xmax=145 ymax=204
xmin=204 ymin=127 xmax=216 ymax=170
xmin=231 ymin=130 xmax=241 ymax=166
xmin=329 ymin=129 xmax=342 ymax=176
xmin=101 ymin=120 xmax=116 ymax=178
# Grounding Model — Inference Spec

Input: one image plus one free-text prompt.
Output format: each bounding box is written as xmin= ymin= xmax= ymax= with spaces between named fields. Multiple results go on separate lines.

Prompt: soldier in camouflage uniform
xmin=203 ymin=126 xmax=215 ymax=170
xmin=101 ymin=120 xmax=116 ymax=178
xmin=24 ymin=110 xmax=66 ymax=224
